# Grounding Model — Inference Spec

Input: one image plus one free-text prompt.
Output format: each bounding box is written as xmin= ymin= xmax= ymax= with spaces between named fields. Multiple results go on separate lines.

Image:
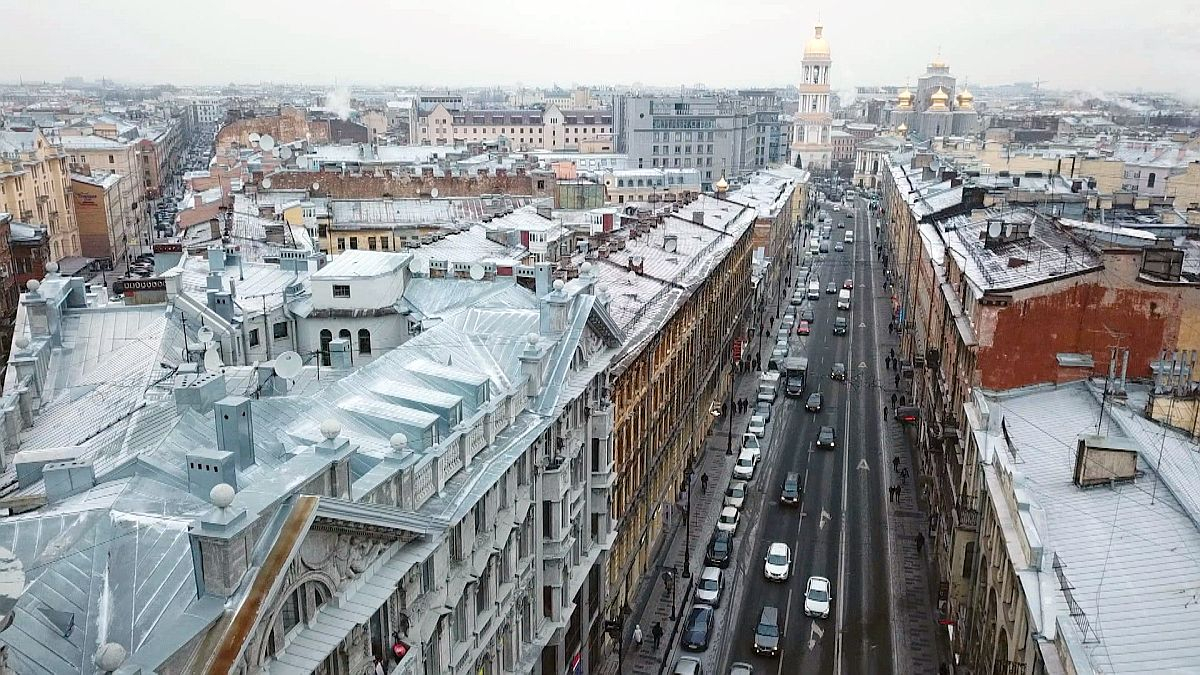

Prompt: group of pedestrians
xmin=631 ymin=621 xmax=665 ymax=651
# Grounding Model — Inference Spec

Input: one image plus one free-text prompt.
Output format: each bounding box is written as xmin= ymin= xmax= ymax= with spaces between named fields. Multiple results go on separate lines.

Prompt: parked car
xmin=804 ymin=576 xmax=833 ymax=619
xmin=681 ymin=603 xmax=715 ymax=651
xmin=732 ymin=450 xmax=757 ymax=481
xmin=780 ymin=472 xmax=801 ymax=505
xmin=754 ymin=401 xmax=772 ymax=423
xmin=790 ymin=294 xmax=804 ymax=306
xmin=724 ymin=481 xmax=747 ymax=509
xmin=806 ymin=392 xmax=823 ymax=412
xmin=763 ymin=542 xmax=792 ymax=581
xmin=741 ymin=433 xmax=761 ymax=458
xmin=716 ymin=506 xmax=740 ymax=535
xmin=729 ymin=662 xmax=754 ymax=675
xmin=831 ymin=362 xmax=846 ymax=380
xmin=672 ymin=657 xmax=703 ymax=675
xmin=747 ymin=414 xmax=766 ymax=438
xmin=817 ymin=426 xmax=837 ymax=449
xmin=695 ymin=567 xmax=725 ymax=607
xmin=753 ymin=606 xmax=781 ymax=656
xmin=706 ymin=530 xmax=733 ymax=567
xmin=796 ymin=320 xmax=810 ymax=336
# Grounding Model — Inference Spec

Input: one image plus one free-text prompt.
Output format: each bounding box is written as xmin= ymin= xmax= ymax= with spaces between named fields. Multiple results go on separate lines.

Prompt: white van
xmin=809 ymin=240 xmax=820 ymax=256
xmin=837 ymin=288 xmax=851 ymax=310
xmin=844 ymin=231 xmax=854 ymax=244
xmin=807 ymin=280 xmax=821 ymax=300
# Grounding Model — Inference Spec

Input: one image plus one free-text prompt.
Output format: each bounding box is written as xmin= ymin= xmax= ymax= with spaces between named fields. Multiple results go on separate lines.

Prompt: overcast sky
xmin=5 ymin=0 xmax=1199 ymax=98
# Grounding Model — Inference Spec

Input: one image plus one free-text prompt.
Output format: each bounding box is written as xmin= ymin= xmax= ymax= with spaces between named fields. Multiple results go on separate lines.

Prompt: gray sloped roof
xmin=0 ymin=478 xmax=221 ymax=675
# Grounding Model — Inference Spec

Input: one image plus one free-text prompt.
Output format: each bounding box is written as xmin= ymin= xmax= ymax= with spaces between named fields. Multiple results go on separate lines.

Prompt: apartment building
xmin=60 ymin=134 xmax=151 ymax=250
xmin=414 ymin=105 xmax=613 ymax=152
xmin=0 ymin=256 xmax=625 ymax=675
xmin=0 ymin=127 xmax=80 ymax=261
xmin=71 ymin=172 xmax=131 ymax=267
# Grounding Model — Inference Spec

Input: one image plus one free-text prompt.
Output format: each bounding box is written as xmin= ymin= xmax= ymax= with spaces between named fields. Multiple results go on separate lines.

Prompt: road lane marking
xmin=779 ymin=587 xmax=795 ymax=675
xmin=857 ymin=458 xmax=870 ymax=472
xmin=819 ymin=509 xmax=831 ymax=530
xmin=808 ymin=620 xmax=825 ymax=651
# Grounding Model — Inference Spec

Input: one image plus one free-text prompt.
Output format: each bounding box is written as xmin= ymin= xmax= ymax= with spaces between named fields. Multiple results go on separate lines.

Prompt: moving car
xmin=804 ymin=576 xmax=833 ymax=619
xmin=817 ymin=425 xmax=837 ymax=449
xmin=790 ymin=293 xmax=804 ymax=306
xmin=695 ymin=566 xmax=725 ymax=607
xmin=706 ymin=530 xmax=733 ymax=567
xmin=672 ymin=657 xmax=703 ymax=675
xmin=724 ymin=481 xmax=748 ymax=509
xmin=796 ymin=320 xmax=810 ymax=336
xmin=807 ymin=281 xmax=821 ymax=300
xmin=681 ymin=604 xmax=715 ymax=651
xmin=747 ymin=414 xmax=766 ymax=437
xmin=763 ymin=542 xmax=792 ymax=581
xmin=716 ymin=506 xmax=740 ymax=534
xmin=843 ymin=278 xmax=854 ymax=289
xmin=732 ymin=450 xmax=757 ymax=481
xmin=800 ymin=307 xmax=815 ymax=322
xmin=831 ymin=362 xmax=846 ymax=380
xmin=753 ymin=606 xmax=781 ymax=656
xmin=836 ymin=219 xmax=845 ymax=228
xmin=834 ymin=242 xmax=844 ymax=252
xmin=806 ymin=392 xmax=824 ymax=412
xmin=780 ymin=472 xmax=801 ymax=505
xmin=826 ymin=282 xmax=837 ymax=294
xmin=833 ymin=316 xmax=848 ymax=334
xmin=833 ymin=204 xmax=841 ymax=212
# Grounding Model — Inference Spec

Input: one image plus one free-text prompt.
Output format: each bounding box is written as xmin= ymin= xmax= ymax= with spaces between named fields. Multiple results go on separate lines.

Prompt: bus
xmin=784 ymin=356 xmax=809 ymax=396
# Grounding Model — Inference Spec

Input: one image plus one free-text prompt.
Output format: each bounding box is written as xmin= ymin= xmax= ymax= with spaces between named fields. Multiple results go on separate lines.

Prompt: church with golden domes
xmin=888 ymin=57 xmax=981 ymax=139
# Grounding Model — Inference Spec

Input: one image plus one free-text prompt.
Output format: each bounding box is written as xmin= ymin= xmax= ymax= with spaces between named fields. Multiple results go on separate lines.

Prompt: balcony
xmin=541 ymin=458 xmax=571 ymax=501
xmin=956 ymin=499 xmax=980 ymax=532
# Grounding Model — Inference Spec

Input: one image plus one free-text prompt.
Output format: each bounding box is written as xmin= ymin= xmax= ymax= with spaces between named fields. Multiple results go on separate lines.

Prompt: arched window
xmin=338 ymin=328 xmax=351 ymax=343
xmin=319 ymin=329 xmax=332 ymax=366
xmin=358 ymin=329 xmax=372 ymax=355
xmin=1147 ymin=172 xmax=1157 ymax=188
xmin=617 ymin=179 xmax=625 ymax=188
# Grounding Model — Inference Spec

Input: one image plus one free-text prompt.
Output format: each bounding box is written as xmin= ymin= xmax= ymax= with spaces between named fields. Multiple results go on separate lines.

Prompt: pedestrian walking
xmin=701 ymin=473 xmax=709 ymax=493
xmin=915 ymin=533 xmax=925 ymax=553
xmin=889 ymin=486 xmax=896 ymax=502
xmin=899 ymin=395 xmax=906 ymax=407
xmin=721 ymin=402 xmax=728 ymax=416
xmin=885 ymin=355 xmax=892 ymax=370
xmin=889 ymin=347 xmax=895 ymax=360
xmin=901 ymin=467 xmax=910 ymax=481
xmin=633 ymin=624 xmax=643 ymax=649
xmin=894 ymin=373 xmax=900 ymax=388
xmin=883 ymin=406 xmax=889 ymax=421
xmin=652 ymin=622 xmax=664 ymax=649
xmin=893 ymin=456 xmax=901 ymax=471
xmin=888 ymin=321 xmax=895 ymax=334
xmin=891 ymin=393 xmax=898 ymax=408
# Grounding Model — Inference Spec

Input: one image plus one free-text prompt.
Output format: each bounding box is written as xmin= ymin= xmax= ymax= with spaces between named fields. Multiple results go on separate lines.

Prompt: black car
xmin=754 ymin=606 xmax=781 ymax=656
xmin=833 ymin=317 xmax=848 ymax=335
xmin=780 ymin=472 xmax=801 ymax=505
xmin=681 ymin=604 xmax=715 ymax=651
xmin=706 ymin=530 xmax=734 ymax=568
xmin=831 ymin=363 xmax=846 ymax=380
xmin=826 ymin=282 xmax=837 ymax=294
xmin=817 ymin=426 xmax=837 ymax=449
xmin=805 ymin=392 xmax=823 ymax=412
xmin=800 ymin=308 xmax=815 ymax=322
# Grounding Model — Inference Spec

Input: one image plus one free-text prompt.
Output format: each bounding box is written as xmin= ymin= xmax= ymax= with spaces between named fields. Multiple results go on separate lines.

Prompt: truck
xmin=784 ymin=356 xmax=809 ymax=396
xmin=837 ymin=288 xmax=851 ymax=310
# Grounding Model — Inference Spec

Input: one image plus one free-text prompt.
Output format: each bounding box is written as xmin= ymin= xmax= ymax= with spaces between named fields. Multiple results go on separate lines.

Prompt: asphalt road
xmin=715 ymin=197 xmax=896 ymax=675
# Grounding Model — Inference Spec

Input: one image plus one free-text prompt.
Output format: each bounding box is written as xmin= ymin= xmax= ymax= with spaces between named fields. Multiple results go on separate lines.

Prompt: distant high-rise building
xmin=790 ymin=24 xmax=834 ymax=170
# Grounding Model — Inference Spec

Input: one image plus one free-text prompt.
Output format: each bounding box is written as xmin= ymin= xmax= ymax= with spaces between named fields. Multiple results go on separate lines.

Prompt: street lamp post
xmin=725 ymin=356 xmax=735 ymax=455
xmin=681 ymin=467 xmax=693 ymax=579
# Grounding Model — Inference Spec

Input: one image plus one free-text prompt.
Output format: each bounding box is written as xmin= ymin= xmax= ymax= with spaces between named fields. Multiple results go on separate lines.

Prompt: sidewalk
xmin=877 ymin=280 xmax=953 ymax=674
xmin=598 ymin=282 xmax=790 ymax=675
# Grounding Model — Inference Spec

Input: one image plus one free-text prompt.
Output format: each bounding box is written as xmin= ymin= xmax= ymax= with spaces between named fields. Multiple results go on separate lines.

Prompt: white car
xmin=694 ymin=566 xmax=725 ymax=607
xmin=833 ymin=204 xmax=841 ymax=211
xmin=732 ymin=450 xmax=757 ymax=481
xmin=741 ymin=433 xmax=761 ymax=460
xmin=747 ymin=414 xmax=766 ymax=437
xmin=804 ymin=576 xmax=833 ymax=618
xmin=764 ymin=542 xmax=792 ymax=581
xmin=724 ymin=481 xmax=747 ymax=509
xmin=716 ymin=506 xmax=740 ymax=534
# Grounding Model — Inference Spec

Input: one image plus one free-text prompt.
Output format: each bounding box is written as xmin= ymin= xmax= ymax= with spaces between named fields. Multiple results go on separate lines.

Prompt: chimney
xmin=194 ymin=194 xmax=204 ymax=208
xmin=534 ymin=261 xmax=553 ymax=297
xmin=186 ymin=449 xmax=237 ymax=497
xmin=1073 ymin=434 xmax=1139 ymax=487
xmin=211 ymin=292 xmax=235 ymax=322
xmin=692 ymin=210 xmax=704 ymax=225
xmin=537 ymin=205 xmax=553 ymax=220
xmin=173 ymin=369 xmax=227 ymax=412
xmin=214 ymin=396 xmax=254 ymax=469
xmin=328 ymin=338 xmax=352 ymax=369
xmin=41 ymin=460 xmax=95 ymax=503
xmin=538 ymin=279 xmax=571 ymax=336
xmin=208 ymin=246 xmax=226 ymax=272
xmin=519 ymin=333 xmax=549 ymax=398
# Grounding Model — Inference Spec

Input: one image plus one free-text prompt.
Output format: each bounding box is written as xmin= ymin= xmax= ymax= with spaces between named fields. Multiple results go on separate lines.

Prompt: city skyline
xmin=4 ymin=0 xmax=1199 ymax=99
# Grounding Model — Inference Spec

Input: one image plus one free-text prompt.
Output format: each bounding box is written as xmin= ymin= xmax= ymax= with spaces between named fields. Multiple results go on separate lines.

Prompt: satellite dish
xmin=262 ymin=177 xmax=273 ymax=189
xmin=259 ymin=134 xmax=276 ymax=150
xmin=431 ymin=187 xmax=440 ymax=199
xmin=469 ymin=263 xmax=485 ymax=280
xmin=312 ymin=182 xmax=321 ymax=191
xmin=197 ymin=325 xmax=214 ymax=344
xmin=410 ymin=256 xmax=430 ymax=275
xmin=270 ymin=147 xmax=280 ymax=158
xmin=274 ymin=351 xmax=303 ymax=379
xmin=203 ymin=343 xmax=223 ymax=371
xmin=248 ymin=132 xmax=261 ymax=144
xmin=665 ymin=238 xmax=678 ymax=253
xmin=280 ymin=146 xmax=293 ymax=160
xmin=987 ymin=220 xmax=1002 ymax=238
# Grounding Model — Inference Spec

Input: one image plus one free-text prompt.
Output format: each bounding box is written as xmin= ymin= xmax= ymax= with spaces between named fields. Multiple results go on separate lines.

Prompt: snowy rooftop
xmin=312 ymin=250 xmax=412 ymax=279
xmin=983 ymin=382 xmax=1200 ymax=672
xmin=330 ymin=196 xmax=540 ymax=228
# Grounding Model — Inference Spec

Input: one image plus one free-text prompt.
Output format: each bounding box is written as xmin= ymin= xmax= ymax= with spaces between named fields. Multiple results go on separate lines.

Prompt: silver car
xmin=694 ymin=566 xmax=725 ymax=607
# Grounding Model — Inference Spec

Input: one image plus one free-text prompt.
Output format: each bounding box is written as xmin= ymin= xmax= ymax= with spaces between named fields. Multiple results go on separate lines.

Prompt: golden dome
xmin=930 ymin=57 xmax=947 ymax=69
xmin=804 ymin=25 xmax=830 ymax=58
xmin=714 ymin=175 xmax=729 ymax=193
xmin=897 ymin=122 xmax=909 ymax=133
xmin=931 ymin=87 xmax=949 ymax=103
xmin=897 ymin=88 xmax=914 ymax=108
xmin=958 ymin=87 xmax=974 ymax=103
